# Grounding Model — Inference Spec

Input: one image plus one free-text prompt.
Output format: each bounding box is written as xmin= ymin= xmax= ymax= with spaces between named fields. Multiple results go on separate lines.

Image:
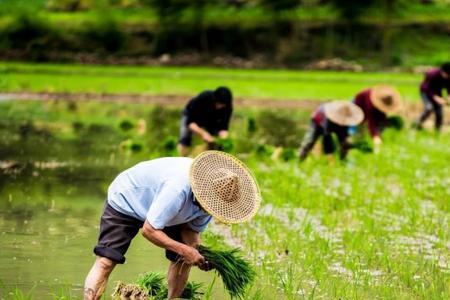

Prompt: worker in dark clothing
xmin=353 ymin=85 xmax=402 ymax=153
xmin=299 ymin=101 xmax=364 ymax=162
xmin=178 ymin=87 xmax=233 ymax=156
xmin=414 ymin=63 xmax=450 ymax=131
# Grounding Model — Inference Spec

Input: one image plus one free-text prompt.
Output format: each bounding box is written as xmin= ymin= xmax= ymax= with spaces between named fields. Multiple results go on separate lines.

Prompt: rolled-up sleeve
xmin=187 ymin=214 xmax=213 ymax=233
xmin=146 ymin=182 xmax=185 ymax=230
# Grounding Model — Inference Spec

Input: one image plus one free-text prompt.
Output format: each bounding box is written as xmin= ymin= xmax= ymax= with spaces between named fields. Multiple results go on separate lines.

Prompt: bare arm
xmin=433 ymin=95 xmax=447 ymax=105
xmin=142 ymin=220 xmax=205 ymax=266
xmin=188 ymin=122 xmax=215 ymax=142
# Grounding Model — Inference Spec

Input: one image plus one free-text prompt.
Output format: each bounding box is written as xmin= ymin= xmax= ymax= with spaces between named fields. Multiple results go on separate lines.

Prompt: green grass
xmin=242 ymin=130 xmax=450 ymax=298
xmin=0 ymin=62 xmax=424 ymax=101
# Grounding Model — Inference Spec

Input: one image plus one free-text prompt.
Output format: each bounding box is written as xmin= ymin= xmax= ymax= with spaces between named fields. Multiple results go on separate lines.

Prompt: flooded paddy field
xmin=0 ymin=99 xmax=449 ymax=299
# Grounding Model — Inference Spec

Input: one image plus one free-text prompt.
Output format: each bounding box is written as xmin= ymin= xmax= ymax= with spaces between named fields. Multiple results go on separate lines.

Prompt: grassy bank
xmin=0 ymin=62 xmax=424 ymax=101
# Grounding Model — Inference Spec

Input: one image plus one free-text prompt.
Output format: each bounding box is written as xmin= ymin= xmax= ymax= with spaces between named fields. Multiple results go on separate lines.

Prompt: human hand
xmin=198 ymin=260 xmax=214 ymax=272
xmin=433 ymin=95 xmax=447 ymax=106
xmin=202 ymin=133 xmax=215 ymax=143
xmin=182 ymin=246 xmax=205 ymax=266
xmin=218 ymin=130 xmax=229 ymax=138
xmin=373 ymin=136 xmax=382 ymax=154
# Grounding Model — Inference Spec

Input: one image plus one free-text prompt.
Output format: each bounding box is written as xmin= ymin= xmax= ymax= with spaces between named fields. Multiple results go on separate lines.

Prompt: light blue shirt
xmin=107 ymin=157 xmax=212 ymax=232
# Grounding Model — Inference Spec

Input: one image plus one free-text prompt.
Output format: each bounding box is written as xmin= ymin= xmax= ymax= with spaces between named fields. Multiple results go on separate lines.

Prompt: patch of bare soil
xmin=1 ymin=92 xmax=450 ymax=123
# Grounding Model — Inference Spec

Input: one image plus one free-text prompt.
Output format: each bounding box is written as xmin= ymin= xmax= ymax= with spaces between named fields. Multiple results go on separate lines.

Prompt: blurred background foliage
xmin=0 ymin=0 xmax=449 ymax=68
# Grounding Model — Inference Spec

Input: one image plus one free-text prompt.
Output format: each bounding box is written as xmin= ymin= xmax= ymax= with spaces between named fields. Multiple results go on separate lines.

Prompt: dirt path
xmin=0 ymin=92 xmax=321 ymax=109
xmin=1 ymin=92 xmax=448 ymax=122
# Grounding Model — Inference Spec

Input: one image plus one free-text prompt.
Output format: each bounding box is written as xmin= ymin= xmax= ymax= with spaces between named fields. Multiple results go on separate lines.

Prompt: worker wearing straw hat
xmin=84 ymin=151 xmax=260 ymax=300
xmin=299 ymin=101 xmax=364 ymax=161
xmin=413 ymin=62 xmax=450 ymax=131
xmin=353 ymin=85 xmax=402 ymax=152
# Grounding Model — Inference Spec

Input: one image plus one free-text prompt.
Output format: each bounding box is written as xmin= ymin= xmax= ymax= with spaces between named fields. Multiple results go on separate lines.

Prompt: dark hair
xmin=213 ymin=86 xmax=233 ymax=106
xmin=441 ymin=62 xmax=450 ymax=75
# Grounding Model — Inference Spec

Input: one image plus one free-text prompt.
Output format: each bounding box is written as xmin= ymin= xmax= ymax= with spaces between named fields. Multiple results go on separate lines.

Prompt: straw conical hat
xmin=190 ymin=151 xmax=261 ymax=224
xmin=323 ymin=101 xmax=364 ymax=126
xmin=370 ymin=85 xmax=402 ymax=114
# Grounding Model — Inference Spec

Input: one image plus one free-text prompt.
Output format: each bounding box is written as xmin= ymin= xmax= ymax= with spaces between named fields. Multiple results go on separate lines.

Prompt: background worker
xmin=353 ymin=85 xmax=402 ymax=152
xmin=414 ymin=62 xmax=450 ymax=131
xmin=299 ymin=101 xmax=364 ymax=161
xmin=84 ymin=151 xmax=261 ymax=300
xmin=178 ymin=87 xmax=233 ymax=156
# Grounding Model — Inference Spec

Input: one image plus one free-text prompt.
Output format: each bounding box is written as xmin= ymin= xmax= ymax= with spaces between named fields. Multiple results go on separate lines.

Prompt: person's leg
xmin=322 ymin=133 xmax=336 ymax=162
xmin=85 ymin=203 xmax=142 ymax=299
xmin=299 ymin=122 xmax=322 ymax=161
xmin=178 ymin=115 xmax=192 ymax=156
xmin=167 ymin=261 xmax=192 ymax=299
xmin=432 ymin=101 xmax=443 ymax=131
xmin=177 ymin=144 xmax=190 ymax=156
xmin=164 ymin=224 xmax=200 ymax=299
xmin=84 ymin=257 xmax=116 ymax=300
xmin=416 ymin=92 xmax=433 ymax=128
xmin=338 ymin=136 xmax=350 ymax=161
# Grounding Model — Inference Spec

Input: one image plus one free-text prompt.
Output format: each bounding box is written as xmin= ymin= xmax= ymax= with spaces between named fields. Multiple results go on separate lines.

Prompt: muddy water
xmin=0 ymin=174 xmax=222 ymax=299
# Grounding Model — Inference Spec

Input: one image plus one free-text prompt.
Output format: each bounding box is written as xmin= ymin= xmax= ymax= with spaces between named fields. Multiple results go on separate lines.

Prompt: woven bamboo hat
xmin=370 ymin=85 xmax=402 ymax=114
xmin=190 ymin=151 xmax=261 ymax=224
xmin=323 ymin=101 xmax=364 ymax=126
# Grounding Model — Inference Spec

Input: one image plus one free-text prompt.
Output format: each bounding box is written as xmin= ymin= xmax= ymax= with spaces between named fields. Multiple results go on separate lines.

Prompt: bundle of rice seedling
xmin=198 ymin=245 xmax=255 ymax=299
xmin=352 ymin=140 xmax=373 ymax=153
xmin=112 ymin=281 xmax=148 ymax=300
xmin=136 ymin=272 xmax=165 ymax=297
xmin=386 ymin=115 xmax=404 ymax=130
xmin=134 ymin=272 xmax=203 ymax=300
xmin=180 ymin=281 xmax=204 ymax=300
xmin=207 ymin=138 xmax=234 ymax=152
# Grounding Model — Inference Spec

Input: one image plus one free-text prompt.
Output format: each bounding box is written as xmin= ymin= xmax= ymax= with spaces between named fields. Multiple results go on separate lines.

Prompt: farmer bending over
xmin=414 ymin=62 xmax=450 ymax=131
xmin=353 ymin=85 xmax=402 ymax=152
xmin=299 ymin=101 xmax=364 ymax=161
xmin=178 ymin=87 xmax=233 ymax=156
xmin=84 ymin=151 xmax=260 ymax=300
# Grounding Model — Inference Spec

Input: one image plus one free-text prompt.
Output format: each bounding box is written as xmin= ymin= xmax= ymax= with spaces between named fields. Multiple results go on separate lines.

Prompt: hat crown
xmin=381 ymin=95 xmax=393 ymax=106
xmin=212 ymin=168 xmax=239 ymax=202
xmin=340 ymin=105 xmax=352 ymax=117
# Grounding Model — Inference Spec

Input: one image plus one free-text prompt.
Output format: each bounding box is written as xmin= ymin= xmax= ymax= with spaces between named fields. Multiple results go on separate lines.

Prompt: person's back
xmin=108 ymin=157 xmax=193 ymax=221
xmin=421 ymin=68 xmax=447 ymax=97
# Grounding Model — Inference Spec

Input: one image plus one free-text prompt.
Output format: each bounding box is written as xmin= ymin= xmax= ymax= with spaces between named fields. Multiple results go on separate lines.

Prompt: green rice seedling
xmin=180 ymin=281 xmax=204 ymax=300
xmin=352 ymin=140 xmax=373 ymax=153
xmin=281 ymin=148 xmax=296 ymax=161
xmin=135 ymin=272 xmax=203 ymax=300
xmin=386 ymin=115 xmax=404 ymax=130
xmin=136 ymin=272 xmax=165 ymax=297
xmin=198 ymin=245 xmax=255 ymax=299
xmin=208 ymin=138 xmax=234 ymax=152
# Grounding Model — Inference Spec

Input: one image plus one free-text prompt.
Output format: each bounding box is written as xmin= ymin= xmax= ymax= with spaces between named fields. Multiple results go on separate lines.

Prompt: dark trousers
xmin=417 ymin=92 xmax=443 ymax=130
xmin=299 ymin=122 xmax=336 ymax=160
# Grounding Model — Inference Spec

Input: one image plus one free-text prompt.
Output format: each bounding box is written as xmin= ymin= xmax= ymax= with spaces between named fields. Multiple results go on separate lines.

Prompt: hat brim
xmin=324 ymin=101 xmax=364 ymax=126
xmin=370 ymin=85 xmax=402 ymax=115
xmin=190 ymin=151 xmax=261 ymax=224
